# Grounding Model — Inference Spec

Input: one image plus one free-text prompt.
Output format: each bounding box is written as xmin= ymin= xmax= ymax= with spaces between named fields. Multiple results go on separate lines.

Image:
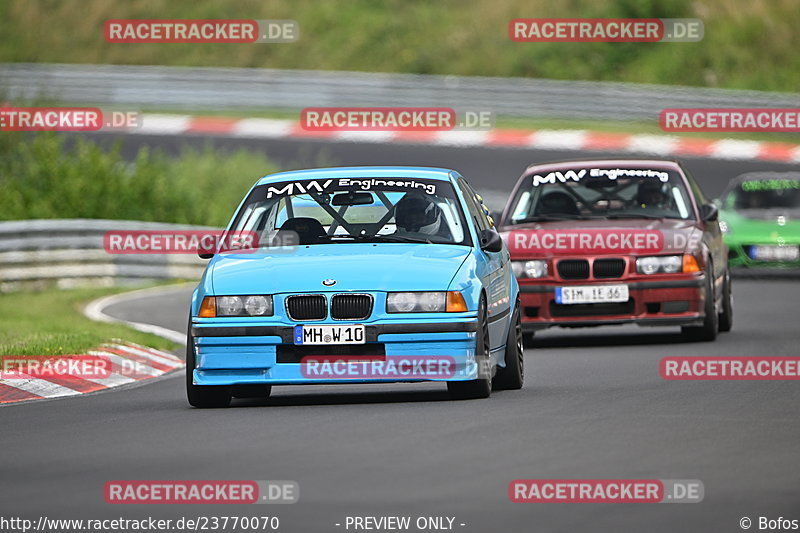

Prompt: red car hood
xmin=499 ymin=218 xmax=700 ymax=259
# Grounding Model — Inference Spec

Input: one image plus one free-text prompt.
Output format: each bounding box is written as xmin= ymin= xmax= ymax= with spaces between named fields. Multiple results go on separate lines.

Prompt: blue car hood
xmin=209 ymin=243 xmax=470 ymax=294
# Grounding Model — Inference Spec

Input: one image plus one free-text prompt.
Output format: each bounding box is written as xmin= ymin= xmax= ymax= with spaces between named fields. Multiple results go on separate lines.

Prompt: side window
xmin=682 ymin=166 xmax=708 ymax=205
xmin=474 ymin=193 xmax=495 ymax=229
xmin=457 ymin=178 xmax=491 ymax=231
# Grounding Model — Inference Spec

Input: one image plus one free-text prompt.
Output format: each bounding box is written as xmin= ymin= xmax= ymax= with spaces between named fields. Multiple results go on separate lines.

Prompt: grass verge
xmin=1 ymin=0 xmax=798 ymax=92
xmin=0 ymin=286 xmax=181 ymax=356
xmin=0 ymin=132 xmax=278 ymax=225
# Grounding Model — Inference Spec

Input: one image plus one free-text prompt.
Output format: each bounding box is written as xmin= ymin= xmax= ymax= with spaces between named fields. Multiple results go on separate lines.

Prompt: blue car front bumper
xmin=190 ymin=318 xmax=482 ymax=386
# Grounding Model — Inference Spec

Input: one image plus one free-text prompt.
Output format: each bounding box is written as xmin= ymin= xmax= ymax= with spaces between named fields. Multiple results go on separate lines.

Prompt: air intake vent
xmin=557 ymin=259 xmax=590 ymax=280
xmin=593 ymin=258 xmax=626 ymax=279
xmin=286 ymin=295 xmax=327 ymax=321
xmin=550 ymin=300 xmax=636 ymax=318
xmin=331 ymin=294 xmax=373 ymax=320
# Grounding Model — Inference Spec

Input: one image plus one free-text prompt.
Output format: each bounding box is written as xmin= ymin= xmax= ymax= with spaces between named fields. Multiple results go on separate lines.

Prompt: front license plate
xmin=749 ymin=245 xmax=800 ymax=262
xmin=293 ymin=324 xmax=366 ymax=345
xmin=555 ymin=285 xmax=629 ymax=304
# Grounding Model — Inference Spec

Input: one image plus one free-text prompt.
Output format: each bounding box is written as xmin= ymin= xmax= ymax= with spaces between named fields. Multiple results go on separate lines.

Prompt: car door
xmin=682 ymin=165 xmax=726 ymax=285
xmin=456 ymin=176 xmax=512 ymax=354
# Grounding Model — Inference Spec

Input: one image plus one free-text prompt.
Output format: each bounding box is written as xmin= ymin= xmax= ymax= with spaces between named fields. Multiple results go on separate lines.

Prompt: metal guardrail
xmin=0 ymin=219 xmax=210 ymax=291
xmin=2 ymin=63 xmax=799 ymax=121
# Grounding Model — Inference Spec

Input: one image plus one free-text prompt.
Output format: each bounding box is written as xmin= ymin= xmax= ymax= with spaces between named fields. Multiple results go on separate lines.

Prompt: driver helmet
xmin=394 ymin=193 xmax=443 ymax=234
xmin=637 ymin=180 xmax=669 ymax=208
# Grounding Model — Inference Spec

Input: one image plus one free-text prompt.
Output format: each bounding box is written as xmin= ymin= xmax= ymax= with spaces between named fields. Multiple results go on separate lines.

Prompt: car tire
xmin=718 ymin=269 xmax=733 ymax=333
xmin=493 ymin=302 xmax=524 ymax=391
xmin=447 ymin=297 xmax=492 ymax=400
xmin=186 ymin=328 xmax=232 ymax=408
xmin=522 ymin=332 xmax=535 ymax=347
xmin=682 ymin=271 xmax=719 ymax=342
xmin=231 ymin=385 xmax=272 ymax=399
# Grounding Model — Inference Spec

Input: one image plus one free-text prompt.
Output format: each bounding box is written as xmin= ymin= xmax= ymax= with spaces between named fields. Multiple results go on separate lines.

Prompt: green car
xmin=718 ymin=172 xmax=800 ymax=268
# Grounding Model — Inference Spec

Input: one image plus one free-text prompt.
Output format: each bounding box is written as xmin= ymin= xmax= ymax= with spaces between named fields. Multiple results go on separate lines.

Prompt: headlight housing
xmin=199 ymin=295 xmax=273 ymax=317
xmin=636 ymin=255 xmax=683 ymax=274
xmin=386 ymin=291 xmax=467 ymax=313
xmin=511 ymin=260 xmax=548 ymax=278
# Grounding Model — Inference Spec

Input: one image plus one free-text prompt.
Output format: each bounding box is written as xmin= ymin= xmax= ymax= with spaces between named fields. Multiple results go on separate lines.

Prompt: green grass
xmin=0 ymin=0 xmax=798 ymax=92
xmin=0 ymin=286 xmax=180 ymax=356
xmin=0 ymin=132 xmax=278 ymax=225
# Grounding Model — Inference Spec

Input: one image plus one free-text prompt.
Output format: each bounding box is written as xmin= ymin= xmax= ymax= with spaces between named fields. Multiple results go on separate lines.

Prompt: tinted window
xmin=507 ymin=166 xmax=695 ymax=222
xmin=724 ymin=178 xmax=800 ymax=212
xmin=229 ymin=177 xmax=471 ymax=246
xmin=457 ymin=178 xmax=491 ymax=231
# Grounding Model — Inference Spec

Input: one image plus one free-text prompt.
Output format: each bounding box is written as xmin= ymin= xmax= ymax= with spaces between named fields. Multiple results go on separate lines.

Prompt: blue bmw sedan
xmin=187 ymin=167 xmax=522 ymax=407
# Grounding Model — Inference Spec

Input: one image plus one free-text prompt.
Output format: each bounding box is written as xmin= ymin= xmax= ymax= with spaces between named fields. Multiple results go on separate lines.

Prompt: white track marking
xmin=135 ymin=114 xmax=192 ymax=135
xmin=529 ymin=130 xmax=588 ymax=150
xmin=6 ymin=379 xmax=81 ymax=398
xmin=83 ymin=284 xmax=191 ymax=346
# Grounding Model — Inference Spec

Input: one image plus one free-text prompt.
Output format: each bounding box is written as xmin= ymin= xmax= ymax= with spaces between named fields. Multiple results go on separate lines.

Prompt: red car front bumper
xmin=518 ymin=275 xmax=706 ymax=331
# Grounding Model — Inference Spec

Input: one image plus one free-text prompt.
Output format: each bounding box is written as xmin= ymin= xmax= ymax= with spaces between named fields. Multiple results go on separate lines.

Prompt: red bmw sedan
xmin=496 ymin=159 xmax=732 ymax=342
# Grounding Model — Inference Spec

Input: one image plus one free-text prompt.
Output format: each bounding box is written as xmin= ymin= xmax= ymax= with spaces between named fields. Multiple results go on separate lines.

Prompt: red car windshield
xmin=506 ymin=167 xmax=694 ymax=223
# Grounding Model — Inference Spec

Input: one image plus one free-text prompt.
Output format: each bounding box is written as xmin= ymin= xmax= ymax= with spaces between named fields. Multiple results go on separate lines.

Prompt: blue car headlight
xmin=386 ymin=291 xmax=468 ymax=313
xmin=200 ymin=295 xmax=274 ymax=317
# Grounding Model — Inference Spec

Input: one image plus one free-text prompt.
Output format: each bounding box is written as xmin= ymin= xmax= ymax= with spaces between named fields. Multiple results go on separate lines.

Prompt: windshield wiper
xmin=516 ymin=215 xmax=579 ymax=222
xmin=370 ymin=234 xmax=433 ymax=244
xmin=604 ymin=213 xmax=667 ymax=219
xmin=325 ymin=234 xmax=434 ymax=244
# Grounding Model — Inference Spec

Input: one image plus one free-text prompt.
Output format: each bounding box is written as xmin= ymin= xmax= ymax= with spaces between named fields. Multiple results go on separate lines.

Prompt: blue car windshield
xmin=228 ymin=177 xmax=471 ymax=246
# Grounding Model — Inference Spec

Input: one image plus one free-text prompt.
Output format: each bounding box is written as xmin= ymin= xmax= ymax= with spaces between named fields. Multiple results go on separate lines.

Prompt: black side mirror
xmin=479 ymin=229 xmax=503 ymax=253
xmin=198 ymin=250 xmax=214 ymax=259
xmin=700 ymin=203 xmax=719 ymax=222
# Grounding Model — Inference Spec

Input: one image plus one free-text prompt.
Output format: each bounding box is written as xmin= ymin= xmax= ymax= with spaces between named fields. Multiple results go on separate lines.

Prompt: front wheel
xmin=493 ymin=302 xmax=524 ymax=391
xmin=448 ymin=297 xmax=492 ymax=400
xmin=186 ymin=329 xmax=232 ymax=408
xmin=718 ymin=269 xmax=733 ymax=333
xmin=682 ymin=272 xmax=718 ymax=342
xmin=522 ymin=332 xmax=536 ymax=348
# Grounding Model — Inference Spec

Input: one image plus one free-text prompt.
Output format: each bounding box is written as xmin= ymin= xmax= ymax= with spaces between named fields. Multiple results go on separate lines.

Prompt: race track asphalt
xmin=2 ymin=135 xmax=799 ymax=533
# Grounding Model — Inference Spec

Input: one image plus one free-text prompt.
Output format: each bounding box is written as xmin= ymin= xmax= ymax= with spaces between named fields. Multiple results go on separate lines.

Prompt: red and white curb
xmin=0 ymin=284 xmax=192 ymax=405
xmin=107 ymin=114 xmax=800 ymax=163
xmin=0 ymin=342 xmax=183 ymax=405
